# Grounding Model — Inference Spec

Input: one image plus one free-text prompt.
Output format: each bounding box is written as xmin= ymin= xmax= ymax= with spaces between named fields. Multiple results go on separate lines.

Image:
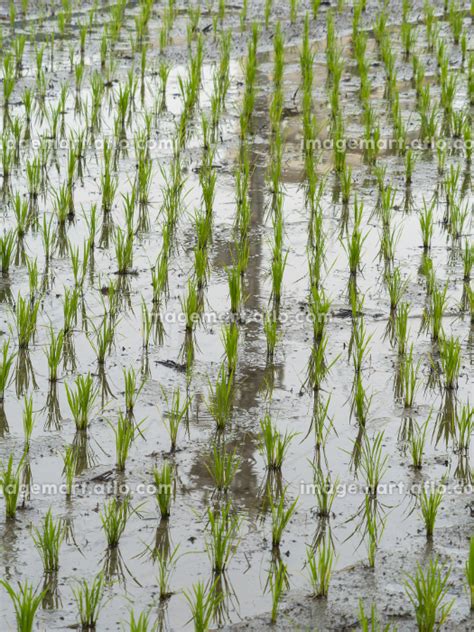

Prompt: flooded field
xmin=0 ymin=0 xmax=472 ymax=630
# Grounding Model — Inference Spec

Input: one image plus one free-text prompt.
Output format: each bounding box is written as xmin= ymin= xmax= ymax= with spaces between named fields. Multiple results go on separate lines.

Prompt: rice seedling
xmin=22 ymin=395 xmax=35 ymax=451
xmin=0 ymin=230 xmax=16 ymax=276
xmin=0 ymin=340 xmax=15 ymax=401
xmin=312 ymin=466 xmax=339 ymax=518
xmin=89 ymin=316 xmax=115 ymax=366
xmin=151 ymin=253 xmax=169 ymax=304
xmin=409 ymin=415 xmax=430 ymax=468
xmin=439 ymin=336 xmax=461 ymax=390
xmin=206 ymin=443 xmax=240 ymax=492
xmin=365 ymin=495 xmax=386 ymax=568
xmin=463 ymin=241 xmax=473 ymax=282
xmin=270 ymin=487 xmax=298 ymax=548
xmin=206 ymin=502 xmax=240 ymax=573
xmin=114 ymin=228 xmax=134 ymax=274
xmin=227 ymin=266 xmax=242 ymax=315
xmin=3 ymin=53 xmax=16 ymax=106
xmin=402 ymin=344 xmax=421 ymax=409
xmin=155 ymin=544 xmax=179 ymax=601
xmin=269 ymin=559 xmax=287 ymax=623
xmin=455 ymin=404 xmax=473 ymax=453
xmin=259 ymin=413 xmax=296 ymax=470
xmin=0 ymin=454 xmax=22 ymax=518
xmin=65 ymin=373 xmax=98 ymax=431
xmin=307 ymin=332 xmax=337 ymax=393
xmin=419 ymin=198 xmax=435 ymax=250
xmin=405 ymin=558 xmax=453 ymax=631
xmin=306 ymin=538 xmax=334 ymax=598
xmin=466 ymin=536 xmax=474 ymax=610
xmin=14 ymin=294 xmax=40 ymax=350
xmin=357 ymin=432 xmax=388 ymax=497
xmin=308 ymin=286 xmax=331 ymax=343
xmin=263 ymin=310 xmax=279 ymax=362
xmin=45 ymin=327 xmax=64 ymax=382
xmin=424 ymin=282 xmax=448 ymax=341
xmin=358 ymin=600 xmax=393 ymax=631
xmin=100 ymin=495 xmax=131 ymax=548
xmin=351 ymin=373 xmax=372 ymax=426
xmin=419 ymin=482 xmax=444 ymax=539
xmin=0 ymin=579 xmax=44 ymax=632
xmin=32 ymin=507 xmax=64 ymax=573
xmin=111 ymin=412 xmax=136 ymax=472
xmin=181 ymin=280 xmax=200 ymax=333
xmin=344 ymin=197 xmax=367 ymax=276
xmin=62 ymin=445 xmax=75 ymax=498
xmin=207 ymin=364 xmax=234 ymax=431
xmin=221 ymin=322 xmax=239 ymax=376
xmin=385 ymin=267 xmax=408 ymax=311
xmin=184 ymin=580 xmax=222 ymax=632
xmin=123 ymin=367 xmax=143 ymax=414
xmin=163 ymin=387 xmax=190 ymax=452
xmin=73 ymin=573 xmax=105 ymax=630
xmin=63 ymin=287 xmax=80 ymax=335
xmin=350 ymin=316 xmax=372 ymax=374
xmin=153 ymin=462 xmax=173 ymax=519
xmin=395 ymin=302 xmax=410 ymax=356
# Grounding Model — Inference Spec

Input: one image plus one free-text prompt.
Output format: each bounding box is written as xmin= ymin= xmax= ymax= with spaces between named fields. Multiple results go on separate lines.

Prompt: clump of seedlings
xmin=409 ymin=415 xmax=430 ymax=468
xmin=65 ymin=373 xmax=98 ymax=431
xmin=32 ymin=508 xmax=64 ymax=573
xmin=153 ymin=462 xmax=174 ymax=519
xmin=73 ymin=573 xmax=105 ymax=631
xmin=206 ymin=502 xmax=240 ymax=573
xmin=111 ymin=412 xmax=138 ymax=472
xmin=259 ymin=414 xmax=296 ymax=471
xmin=100 ymin=495 xmax=131 ymax=548
xmin=270 ymin=487 xmax=298 ymax=548
xmin=307 ymin=539 xmax=334 ymax=597
xmin=184 ymin=581 xmax=222 ymax=632
xmin=0 ymin=454 xmax=23 ymax=519
xmin=0 ymin=579 xmax=44 ymax=632
xmin=269 ymin=559 xmax=288 ymax=624
xmin=163 ymin=387 xmax=190 ymax=452
xmin=206 ymin=443 xmax=240 ymax=492
xmin=207 ymin=364 xmax=234 ymax=431
xmin=0 ymin=340 xmax=15 ymax=401
xmin=404 ymin=558 xmax=454 ymax=631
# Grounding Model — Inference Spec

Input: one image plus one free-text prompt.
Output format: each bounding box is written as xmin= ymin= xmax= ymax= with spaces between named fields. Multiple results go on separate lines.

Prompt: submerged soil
xmin=0 ymin=0 xmax=472 ymax=630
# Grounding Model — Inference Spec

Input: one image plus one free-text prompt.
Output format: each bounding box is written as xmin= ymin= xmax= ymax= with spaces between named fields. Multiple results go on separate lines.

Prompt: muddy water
xmin=0 ymin=0 xmax=472 ymax=630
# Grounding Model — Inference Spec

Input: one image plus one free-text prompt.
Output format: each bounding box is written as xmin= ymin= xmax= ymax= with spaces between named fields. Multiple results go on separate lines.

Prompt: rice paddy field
xmin=0 ymin=0 xmax=473 ymax=629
